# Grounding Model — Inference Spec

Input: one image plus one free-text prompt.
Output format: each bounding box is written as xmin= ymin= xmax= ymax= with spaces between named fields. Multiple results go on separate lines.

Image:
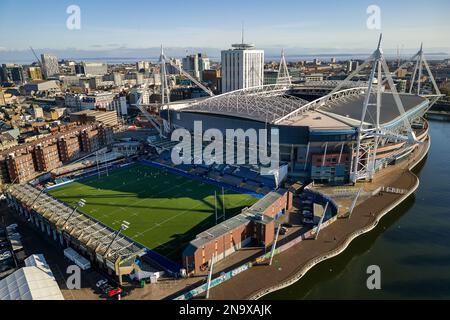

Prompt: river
xmin=265 ymin=120 xmax=450 ymax=299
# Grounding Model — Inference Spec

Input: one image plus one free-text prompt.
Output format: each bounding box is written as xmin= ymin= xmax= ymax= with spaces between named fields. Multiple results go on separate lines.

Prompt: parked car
xmin=96 ymin=278 xmax=108 ymax=289
xmin=0 ymin=249 xmax=12 ymax=261
xmin=107 ymin=287 xmax=123 ymax=298
xmin=99 ymin=283 xmax=113 ymax=294
xmin=279 ymin=226 xmax=288 ymax=235
xmin=302 ymin=210 xmax=313 ymax=218
xmin=303 ymin=217 xmax=315 ymax=225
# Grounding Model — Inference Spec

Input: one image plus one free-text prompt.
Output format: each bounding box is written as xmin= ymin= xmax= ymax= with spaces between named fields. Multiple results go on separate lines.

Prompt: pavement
xmin=206 ymin=141 xmax=427 ymax=300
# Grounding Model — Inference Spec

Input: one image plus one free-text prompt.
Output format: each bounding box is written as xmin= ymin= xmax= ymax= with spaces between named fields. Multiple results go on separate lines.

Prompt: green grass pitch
xmin=48 ymin=164 xmax=258 ymax=261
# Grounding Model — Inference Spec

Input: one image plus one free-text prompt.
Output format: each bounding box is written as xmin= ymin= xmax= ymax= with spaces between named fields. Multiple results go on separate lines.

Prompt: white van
xmin=64 ymin=247 xmax=91 ymax=270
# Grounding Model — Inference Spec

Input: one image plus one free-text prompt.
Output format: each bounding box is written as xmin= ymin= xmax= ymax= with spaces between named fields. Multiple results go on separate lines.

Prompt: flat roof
xmin=279 ymin=111 xmax=352 ymax=129
xmin=245 ymin=189 xmax=286 ymax=216
xmin=185 ymin=189 xmax=286 ymax=254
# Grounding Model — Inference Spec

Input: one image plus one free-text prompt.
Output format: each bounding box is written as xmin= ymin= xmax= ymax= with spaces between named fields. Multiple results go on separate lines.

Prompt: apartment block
xmin=6 ymin=153 xmax=36 ymax=183
xmin=0 ymin=122 xmax=114 ymax=185
xmin=80 ymin=128 xmax=99 ymax=153
xmin=57 ymin=136 xmax=81 ymax=163
xmin=34 ymin=144 xmax=62 ymax=172
xmin=98 ymin=125 xmax=113 ymax=146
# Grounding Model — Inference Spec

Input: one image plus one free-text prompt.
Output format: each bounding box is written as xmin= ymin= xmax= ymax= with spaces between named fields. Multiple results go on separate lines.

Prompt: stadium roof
xmin=276 ymin=88 xmax=430 ymax=129
xmin=176 ymin=83 xmax=428 ymax=129
xmin=179 ymin=84 xmax=310 ymax=123
xmin=318 ymin=92 xmax=428 ymax=127
xmin=8 ymin=184 xmax=145 ymax=265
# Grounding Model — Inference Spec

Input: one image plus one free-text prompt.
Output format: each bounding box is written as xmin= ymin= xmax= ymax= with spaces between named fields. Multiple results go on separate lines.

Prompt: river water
xmin=265 ymin=120 xmax=450 ymax=299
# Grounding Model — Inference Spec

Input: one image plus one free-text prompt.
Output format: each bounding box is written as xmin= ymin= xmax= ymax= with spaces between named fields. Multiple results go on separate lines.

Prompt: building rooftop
xmin=0 ymin=265 xmax=64 ymax=300
xmin=279 ymin=110 xmax=352 ymax=129
xmin=319 ymin=92 xmax=427 ymax=126
xmin=8 ymin=184 xmax=146 ymax=264
xmin=184 ymin=189 xmax=286 ymax=255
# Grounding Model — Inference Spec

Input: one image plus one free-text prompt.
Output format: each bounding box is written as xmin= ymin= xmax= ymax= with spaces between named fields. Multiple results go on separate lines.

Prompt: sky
xmin=1 ymin=0 xmax=449 ymax=60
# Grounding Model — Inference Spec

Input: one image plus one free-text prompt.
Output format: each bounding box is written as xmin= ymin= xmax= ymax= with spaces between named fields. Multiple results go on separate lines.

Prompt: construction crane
xmin=30 ymin=46 xmax=42 ymax=67
xmin=30 ymin=46 xmax=45 ymax=78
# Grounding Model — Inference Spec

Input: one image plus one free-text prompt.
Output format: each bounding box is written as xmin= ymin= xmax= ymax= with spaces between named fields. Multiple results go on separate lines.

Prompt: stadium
xmin=4 ymin=39 xmax=443 ymax=283
xmin=163 ymin=83 xmax=431 ymax=185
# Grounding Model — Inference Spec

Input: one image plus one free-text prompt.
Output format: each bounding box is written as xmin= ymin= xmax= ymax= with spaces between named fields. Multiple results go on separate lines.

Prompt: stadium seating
xmin=233 ymin=167 xmax=260 ymax=181
xmin=221 ymin=174 xmax=243 ymax=186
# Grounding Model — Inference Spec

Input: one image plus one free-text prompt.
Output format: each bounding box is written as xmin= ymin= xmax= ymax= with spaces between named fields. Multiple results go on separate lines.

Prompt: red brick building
xmin=80 ymin=128 xmax=99 ymax=153
xmin=0 ymin=123 xmax=115 ymax=185
xmin=6 ymin=153 xmax=36 ymax=183
xmin=182 ymin=189 xmax=293 ymax=274
xmin=34 ymin=144 xmax=62 ymax=172
xmin=57 ymin=136 xmax=81 ymax=162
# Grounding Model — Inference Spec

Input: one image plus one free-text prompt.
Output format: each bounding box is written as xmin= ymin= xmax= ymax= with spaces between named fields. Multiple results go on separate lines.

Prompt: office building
xmin=221 ymin=43 xmax=264 ymax=93
xmin=198 ymin=53 xmax=210 ymax=72
xmin=24 ymin=80 xmax=60 ymax=94
xmin=41 ymin=54 xmax=59 ymax=79
xmin=182 ymin=54 xmax=200 ymax=79
xmin=136 ymin=61 xmax=150 ymax=72
xmin=27 ymin=66 xmax=42 ymax=80
xmin=70 ymin=109 xmax=119 ymax=127
xmin=346 ymin=60 xmax=360 ymax=73
xmin=202 ymin=69 xmax=221 ymax=93
xmin=0 ymin=64 xmax=25 ymax=84
xmin=78 ymin=62 xmax=108 ymax=76
xmin=167 ymin=58 xmax=182 ymax=75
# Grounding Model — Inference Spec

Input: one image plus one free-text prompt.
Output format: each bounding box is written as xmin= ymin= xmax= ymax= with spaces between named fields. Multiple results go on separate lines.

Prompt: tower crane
xmin=29 ymin=46 xmax=45 ymax=78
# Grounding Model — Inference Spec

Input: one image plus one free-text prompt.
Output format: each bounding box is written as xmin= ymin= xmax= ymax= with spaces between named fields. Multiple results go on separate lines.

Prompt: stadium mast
xmin=276 ymin=49 xmax=292 ymax=86
xmin=344 ymin=34 xmax=421 ymax=182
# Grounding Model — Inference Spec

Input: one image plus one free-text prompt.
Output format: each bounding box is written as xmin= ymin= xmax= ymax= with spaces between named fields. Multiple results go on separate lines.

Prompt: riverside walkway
xmin=208 ymin=140 xmax=428 ymax=300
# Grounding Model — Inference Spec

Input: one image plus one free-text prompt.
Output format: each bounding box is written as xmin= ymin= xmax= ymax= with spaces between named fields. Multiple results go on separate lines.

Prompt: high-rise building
xmin=221 ymin=43 xmax=264 ymax=93
xmin=182 ymin=54 xmax=200 ymax=79
xmin=167 ymin=58 xmax=182 ymax=75
xmin=136 ymin=61 xmax=150 ymax=72
xmin=81 ymin=62 xmax=108 ymax=76
xmin=41 ymin=54 xmax=59 ymax=79
xmin=346 ymin=60 xmax=359 ymax=73
xmin=0 ymin=64 xmax=25 ymax=84
xmin=198 ymin=53 xmax=210 ymax=71
xmin=27 ymin=66 xmax=42 ymax=80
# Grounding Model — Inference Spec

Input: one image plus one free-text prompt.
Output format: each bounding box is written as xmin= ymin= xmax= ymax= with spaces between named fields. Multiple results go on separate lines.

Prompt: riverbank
xmin=207 ymin=137 xmax=430 ymax=300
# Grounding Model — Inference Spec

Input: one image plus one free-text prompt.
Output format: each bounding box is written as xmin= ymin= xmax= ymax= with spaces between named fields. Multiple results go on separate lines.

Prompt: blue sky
xmin=1 ymin=0 xmax=449 ymax=53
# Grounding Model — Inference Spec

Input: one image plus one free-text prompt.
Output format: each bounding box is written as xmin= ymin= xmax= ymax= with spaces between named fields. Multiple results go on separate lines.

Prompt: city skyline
xmin=1 ymin=0 xmax=449 ymax=58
